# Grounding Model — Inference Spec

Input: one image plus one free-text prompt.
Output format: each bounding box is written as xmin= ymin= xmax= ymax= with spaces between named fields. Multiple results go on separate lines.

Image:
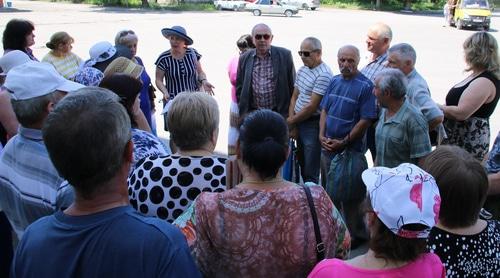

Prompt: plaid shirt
xmin=251 ymin=52 xmax=276 ymax=110
xmin=361 ymin=52 xmax=388 ymax=82
xmin=375 ymin=100 xmax=432 ymax=167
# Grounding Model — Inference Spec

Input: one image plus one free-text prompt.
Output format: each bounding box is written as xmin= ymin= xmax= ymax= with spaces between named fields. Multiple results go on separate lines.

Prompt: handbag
xmin=326 ymin=149 xmax=368 ymax=204
xmin=301 ymin=184 xmax=325 ymax=262
xmin=282 ymin=139 xmax=300 ymax=183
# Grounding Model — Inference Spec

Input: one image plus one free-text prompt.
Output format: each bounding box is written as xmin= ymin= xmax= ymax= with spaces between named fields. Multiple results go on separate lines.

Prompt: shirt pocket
xmin=337 ymin=97 xmax=359 ymax=121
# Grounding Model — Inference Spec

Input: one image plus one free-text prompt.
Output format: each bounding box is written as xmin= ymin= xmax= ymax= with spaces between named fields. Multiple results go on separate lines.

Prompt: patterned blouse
xmin=73 ymin=60 xmax=104 ymax=87
xmin=174 ymin=184 xmax=350 ymax=278
xmin=427 ymin=220 xmax=500 ymax=278
xmin=128 ymin=155 xmax=226 ymax=223
xmin=131 ymin=128 xmax=169 ymax=166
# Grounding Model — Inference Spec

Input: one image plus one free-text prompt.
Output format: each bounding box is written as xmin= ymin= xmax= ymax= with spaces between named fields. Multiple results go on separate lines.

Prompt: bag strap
xmin=301 ymin=184 xmax=325 ymax=262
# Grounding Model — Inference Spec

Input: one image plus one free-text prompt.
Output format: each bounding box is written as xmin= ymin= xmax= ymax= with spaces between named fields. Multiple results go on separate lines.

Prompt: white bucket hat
xmin=362 ymin=163 xmax=441 ymax=239
xmin=4 ymin=61 xmax=85 ymax=100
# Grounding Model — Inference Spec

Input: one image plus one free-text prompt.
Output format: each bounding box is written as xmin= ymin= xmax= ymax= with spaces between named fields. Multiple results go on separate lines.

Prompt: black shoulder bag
xmin=301 ymin=184 xmax=325 ymax=262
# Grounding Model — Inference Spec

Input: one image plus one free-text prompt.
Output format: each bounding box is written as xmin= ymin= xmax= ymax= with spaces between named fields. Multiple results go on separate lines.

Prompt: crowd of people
xmin=0 ymin=17 xmax=499 ymax=277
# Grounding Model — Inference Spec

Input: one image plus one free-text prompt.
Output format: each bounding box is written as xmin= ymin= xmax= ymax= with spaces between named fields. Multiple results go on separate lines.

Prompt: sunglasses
xmin=119 ymin=30 xmax=135 ymax=38
xmin=298 ymin=50 xmax=318 ymax=57
xmin=254 ymin=34 xmax=271 ymax=40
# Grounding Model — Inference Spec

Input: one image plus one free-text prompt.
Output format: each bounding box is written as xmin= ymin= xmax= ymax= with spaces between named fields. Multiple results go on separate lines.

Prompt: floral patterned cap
xmin=362 ymin=163 xmax=441 ymax=239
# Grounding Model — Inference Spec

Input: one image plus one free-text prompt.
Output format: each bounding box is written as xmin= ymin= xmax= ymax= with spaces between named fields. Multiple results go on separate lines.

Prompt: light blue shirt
xmin=0 ymin=126 xmax=73 ymax=239
xmin=406 ymin=69 xmax=443 ymax=123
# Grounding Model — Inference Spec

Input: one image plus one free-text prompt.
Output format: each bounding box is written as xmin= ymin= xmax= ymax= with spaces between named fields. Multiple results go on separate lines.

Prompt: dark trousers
xmin=0 ymin=212 xmax=13 ymax=277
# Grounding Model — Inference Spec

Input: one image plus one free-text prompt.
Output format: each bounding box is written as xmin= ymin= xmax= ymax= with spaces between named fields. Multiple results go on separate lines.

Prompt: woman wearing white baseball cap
xmin=309 ymin=163 xmax=445 ymax=278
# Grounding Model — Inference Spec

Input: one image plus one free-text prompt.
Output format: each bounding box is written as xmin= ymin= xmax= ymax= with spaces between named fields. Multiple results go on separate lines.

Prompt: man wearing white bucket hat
xmin=309 ymin=163 xmax=445 ymax=277
xmin=0 ymin=61 xmax=84 ymax=240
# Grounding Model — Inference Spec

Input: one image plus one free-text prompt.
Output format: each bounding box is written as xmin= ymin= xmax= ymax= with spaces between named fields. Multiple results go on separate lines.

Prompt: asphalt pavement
xmin=1 ymin=1 xmax=499 ymax=155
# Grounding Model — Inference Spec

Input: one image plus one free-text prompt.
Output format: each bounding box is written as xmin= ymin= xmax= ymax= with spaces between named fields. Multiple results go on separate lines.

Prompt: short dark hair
xmin=2 ymin=19 xmax=35 ymax=51
xmin=422 ymin=145 xmax=488 ymax=228
xmin=239 ymin=109 xmax=288 ymax=180
xmin=99 ymin=73 xmax=142 ymax=128
xmin=42 ymin=87 xmax=131 ymax=199
xmin=366 ymin=198 xmax=427 ymax=262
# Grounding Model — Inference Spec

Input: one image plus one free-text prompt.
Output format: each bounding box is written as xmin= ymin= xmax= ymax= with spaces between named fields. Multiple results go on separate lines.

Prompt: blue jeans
xmin=297 ymin=119 xmax=321 ymax=184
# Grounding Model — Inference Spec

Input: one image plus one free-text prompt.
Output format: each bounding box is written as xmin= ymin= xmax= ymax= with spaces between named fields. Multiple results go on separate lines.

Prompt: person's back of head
xmin=239 ymin=109 xmax=288 ymax=180
xmin=4 ymin=61 xmax=84 ymax=128
xmin=362 ymin=163 xmax=441 ymax=262
xmin=422 ymin=145 xmax=488 ymax=228
xmin=236 ymin=34 xmax=255 ymax=52
xmin=168 ymin=91 xmax=219 ymax=151
xmin=99 ymin=73 xmax=142 ymax=128
xmin=42 ymin=87 xmax=131 ymax=200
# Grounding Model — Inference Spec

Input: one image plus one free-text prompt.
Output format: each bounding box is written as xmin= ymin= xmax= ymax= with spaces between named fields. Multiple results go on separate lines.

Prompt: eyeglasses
xmin=254 ymin=34 xmax=271 ymax=40
xmin=298 ymin=50 xmax=318 ymax=57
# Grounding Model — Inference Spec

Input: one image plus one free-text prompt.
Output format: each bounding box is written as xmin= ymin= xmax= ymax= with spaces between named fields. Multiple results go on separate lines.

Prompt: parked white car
xmin=280 ymin=0 xmax=319 ymax=10
xmin=245 ymin=0 xmax=299 ymax=17
xmin=213 ymin=0 xmax=247 ymax=11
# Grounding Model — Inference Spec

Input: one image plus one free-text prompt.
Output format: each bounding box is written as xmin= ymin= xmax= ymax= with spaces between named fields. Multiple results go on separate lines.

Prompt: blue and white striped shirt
xmin=155 ymin=48 xmax=201 ymax=100
xmin=294 ymin=62 xmax=333 ymax=115
xmin=0 ymin=127 xmax=73 ymax=239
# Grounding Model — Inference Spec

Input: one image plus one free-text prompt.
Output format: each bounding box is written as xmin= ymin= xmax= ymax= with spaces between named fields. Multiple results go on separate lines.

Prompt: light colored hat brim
xmin=57 ymin=79 xmax=85 ymax=93
xmin=161 ymin=28 xmax=193 ymax=45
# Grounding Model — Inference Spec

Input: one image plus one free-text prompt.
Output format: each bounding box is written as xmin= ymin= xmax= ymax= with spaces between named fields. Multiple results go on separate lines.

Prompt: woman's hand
xmin=202 ymin=80 xmax=215 ymax=96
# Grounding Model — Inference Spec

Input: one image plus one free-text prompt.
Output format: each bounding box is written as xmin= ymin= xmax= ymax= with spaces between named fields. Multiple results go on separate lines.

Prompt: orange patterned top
xmin=174 ymin=184 xmax=351 ymax=277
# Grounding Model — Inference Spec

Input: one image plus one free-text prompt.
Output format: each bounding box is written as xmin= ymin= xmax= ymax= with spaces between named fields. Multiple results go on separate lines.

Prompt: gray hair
xmin=303 ymin=37 xmax=322 ymax=50
xmin=376 ymin=68 xmax=407 ymax=100
xmin=42 ymin=87 xmax=131 ymax=199
xmin=370 ymin=22 xmax=393 ymax=42
xmin=114 ymin=30 xmax=138 ymax=46
xmin=168 ymin=91 xmax=219 ymax=151
xmin=389 ymin=43 xmax=417 ymax=65
xmin=11 ymin=91 xmax=62 ymax=127
xmin=338 ymin=45 xmax=360 ymax=61
xmin=251 ymin=23 xmax=272 ymax=36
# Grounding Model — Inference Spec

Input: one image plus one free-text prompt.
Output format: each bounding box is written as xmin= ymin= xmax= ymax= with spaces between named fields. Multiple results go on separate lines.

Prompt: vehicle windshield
xmin=462 ymin=0 xmax=489 ymax=9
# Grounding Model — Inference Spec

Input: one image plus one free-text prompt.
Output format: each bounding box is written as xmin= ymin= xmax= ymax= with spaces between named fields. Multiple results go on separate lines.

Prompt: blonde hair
xmin=46 ymin=32 xmax=73 ymax=50
xmin=168 ymin=92 xmax=219 ymax=150
xmin=463 ymin=31 xmax=500 ymax=78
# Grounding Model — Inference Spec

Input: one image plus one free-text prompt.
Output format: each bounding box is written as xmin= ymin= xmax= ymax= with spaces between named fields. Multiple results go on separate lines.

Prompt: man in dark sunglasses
xmin=319 ymin=45 xmax=378 ymax=249
xmin=236 ymin=23 xmax=295 ymax=120
xmin=287 ymin=37 xmax=332 ymax=185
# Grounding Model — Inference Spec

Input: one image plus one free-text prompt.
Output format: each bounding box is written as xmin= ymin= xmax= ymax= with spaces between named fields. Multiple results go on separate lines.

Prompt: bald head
xmin=337 ymin=45 xmax=360 ymax=79
xmin=368 ymin=22 xmax=392 ymax=42
xmin=366 ymin=22 xmax=393 ymax=56
xmin=338 ymin=45 xmax=360 ymax=62
xmin=252 ymin=23 xmax=272 ymax=36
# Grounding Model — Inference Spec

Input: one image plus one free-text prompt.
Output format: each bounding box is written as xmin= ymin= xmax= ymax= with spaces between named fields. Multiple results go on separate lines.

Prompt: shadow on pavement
xmin=0 ymin=7 xmax=31 ymax=13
